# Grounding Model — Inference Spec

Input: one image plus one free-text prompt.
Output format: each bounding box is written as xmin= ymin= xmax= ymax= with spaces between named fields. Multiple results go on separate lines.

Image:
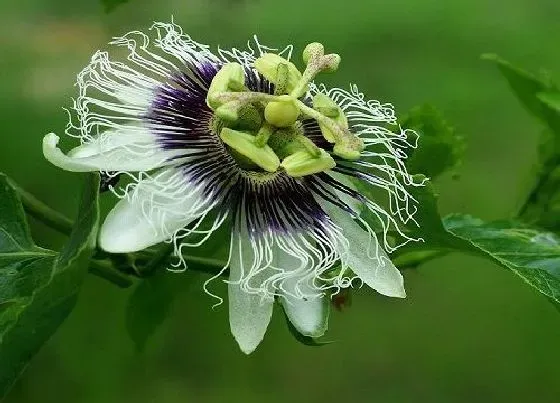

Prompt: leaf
xmin=484 ymin=54 xmax=560 ymax=233
xmin=482 ymin=53 xmax=560 ymax=132
xmin=390 ymin=175 xmax=469 ymax=251
xmin=538 ymin=91 xmax=560 ymax=113
xmin=400 ymin=105 xmax=464 ymax=179
xmin=0 ymin=173 xmax=99 ymax=398
xmin=125 ymin=269 xmax=192 ymax=352
xmin=521 ymin=160 xmax=560 ymax=232
xmin=387 ymin=176 xmax=473 ymax=267
xmin=101 ymin=0 xmax=130 ymax=12
xmin=444 ymin=214 xmax=560 ymax=305
xmin=386 ymin=179 xmax=560 ymax=305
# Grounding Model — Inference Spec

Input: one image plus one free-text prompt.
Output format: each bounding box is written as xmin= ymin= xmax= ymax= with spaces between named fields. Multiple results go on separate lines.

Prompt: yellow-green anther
xmin=314 ymin=106 xmax=339 ymax=118
xmin=254 ymin=124 xmax=275 ymax=148
xmin=312 ymin=93 xmax=348 ymax=143
xmin=312 ymin=93 xmax=337 ymax=111
xmin=281 ymin=149 xmax=336 ymax=177
xmin=332 ymin=135 xmax=364 ymax=160
xmin=207 ymin=63 xmax=246 ymax=109
xmin=294 ymin=135 xmax=321 ymax=158
xmin=254 ymin=53 xmax=302 ymax=93
xmin=274 ymin=63 xmax=289 ymax=95
xmin=215 ymin=100 xmax=240 ymax=122
xmin=220 ymin=128 xmax=280 ymax=172
xmin=264 ymin=95 xmax=299 ymax=128
xmin=296 ymin=99 xmax=363 ymax=159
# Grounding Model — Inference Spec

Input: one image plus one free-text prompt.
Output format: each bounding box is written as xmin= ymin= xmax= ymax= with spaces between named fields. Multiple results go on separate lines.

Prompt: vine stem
xmin=9 ymin=178 xmax=73 ymax=236
xmin=89 ymin=259 xmax=133 ymax=288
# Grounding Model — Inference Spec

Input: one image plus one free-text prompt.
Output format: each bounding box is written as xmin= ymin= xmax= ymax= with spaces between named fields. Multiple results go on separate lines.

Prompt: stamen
xmin=219 ymin=128 xmax=280 ymax=172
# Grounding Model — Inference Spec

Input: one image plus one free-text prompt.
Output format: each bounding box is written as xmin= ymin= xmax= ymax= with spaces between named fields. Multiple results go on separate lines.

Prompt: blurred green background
xmin=3 ymin=0 xmax=560 ymax=402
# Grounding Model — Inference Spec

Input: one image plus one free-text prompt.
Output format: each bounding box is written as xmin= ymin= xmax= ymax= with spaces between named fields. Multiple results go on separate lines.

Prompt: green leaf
xmin=125 ymin=269 xmax=191 ymax=352
xmin=101 ymin=0 xmax=130 ymax=12
xmin=388 ymin=176 xmax=473 ymax=267
xmin=444 ymin=214 xmax=560 ymax=305
xmin=537 ymin=91 xmax=560 ymax=113
xmin=0 ymin=174 xmax=99 ymax=398
xmin=521 ymin=159 xmax=560 ymax=232
xmin=482 ymin=53 xmax=560 ymax=132
xmin=484 ymin=54 xmax=560 ymax=233
xmin=400 ymin=105 xmax=464 ymax=178
xmin=386 ymin=178 xmax=560 ymax=305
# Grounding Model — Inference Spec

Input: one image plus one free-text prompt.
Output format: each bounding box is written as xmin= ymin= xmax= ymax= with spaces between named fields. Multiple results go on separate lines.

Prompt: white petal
xmin=327 ymin=171 xmax=363 ymax=214
xmin=98 ymin=167 xmax=211 ymax=253
xmin=281 ymin=285 xmax=328 ymax=337
xmin=274 ymin=245 xmax=328 ymax=337
xmin=322 ymin=202 xmax=406 ymax=298
xmin=43 ymin=129 xmax=176 ymax=172
xmin=228 ymin=229 xmax=274 ymax=355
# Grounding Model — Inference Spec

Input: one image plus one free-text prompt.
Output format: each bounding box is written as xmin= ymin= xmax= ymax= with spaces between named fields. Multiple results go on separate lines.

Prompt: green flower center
xmin=206 ymin=42 xmax=364 ymax=178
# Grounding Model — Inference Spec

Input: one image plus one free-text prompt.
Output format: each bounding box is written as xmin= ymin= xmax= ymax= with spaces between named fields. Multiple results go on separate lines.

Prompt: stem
xmin=296 ymin=100 xmax=346 ymax=143
xmin=184 ymin=255 xmax=227 ymax=272
xmin=9 ymin=178 xmax=73 ymax=235
xmin=290 ymin=65 xmax=317 ymax=99
xmin=392 ymin=249 xmax=449 ymax=269
xmin=89 ymin=259 xmax=134 ymax=288
xmin=133 ymin=249 xmax=226 ymax=275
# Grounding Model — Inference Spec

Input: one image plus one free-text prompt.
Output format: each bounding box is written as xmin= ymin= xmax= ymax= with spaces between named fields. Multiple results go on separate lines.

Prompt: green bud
xmin=303 ymin=42 xmax=324 ymax=65
xmin=274 ymin=62 xmax=289 ymax=95
xmin=312 ymin=93 xmax=348 ymax=143
xmin=264 ymin=95 xmax=299 ymax=128
xmin=281 ymin=149 xmax=336 ymax=177
xmin=254 ymin=54 xmax=302 ymax=93
xmin=220 ymin=128 xmax=280 ymax=172
xmin=207 ymin=63 xmax=245 ymax=109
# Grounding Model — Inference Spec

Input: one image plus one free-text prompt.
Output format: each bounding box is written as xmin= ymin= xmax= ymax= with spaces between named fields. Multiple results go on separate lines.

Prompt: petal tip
xmin=234 ymin=335 xmax=262 ymax=355
xmin=373 ymin=273 xmax=406 ymax=299
xmin=281 ymin=296 xmax=329 ymax=338
xmin=42 ymin=133 xmax=61 ymax=156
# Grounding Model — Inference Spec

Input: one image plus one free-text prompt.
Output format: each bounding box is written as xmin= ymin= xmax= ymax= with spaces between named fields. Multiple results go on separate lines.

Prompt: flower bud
xmin=254 ymin=54 xmax=302 ymax=93
xmin=264 ymin=95 xmax=299 ymax=128
xmin=220 ymin=128 xmax=280 ymax=172
xmin=215 ymin=101 xmax=240 ymax=122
